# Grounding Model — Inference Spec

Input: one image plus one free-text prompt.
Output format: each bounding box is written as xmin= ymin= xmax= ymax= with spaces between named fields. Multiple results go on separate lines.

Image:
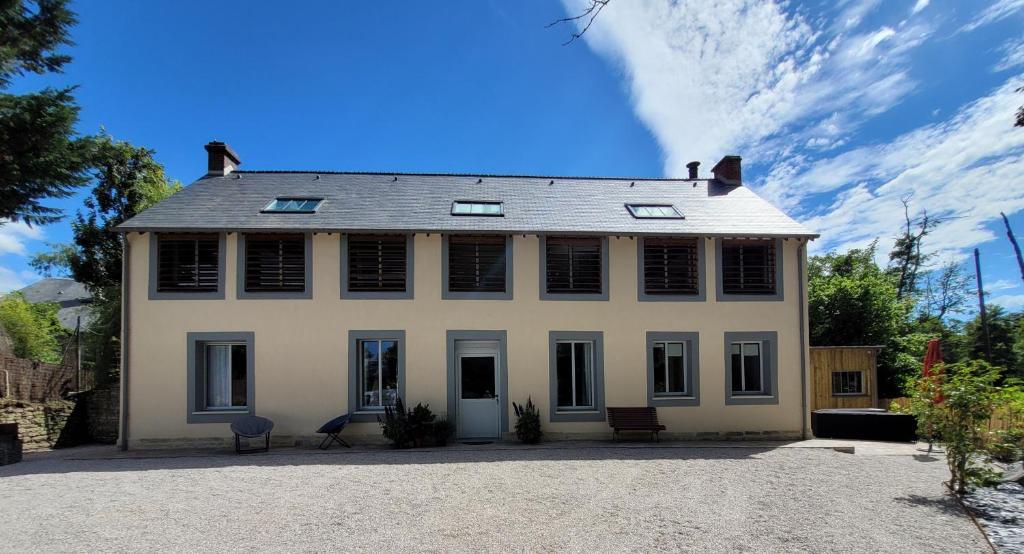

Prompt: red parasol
xmin=922 ymin=338 xmax=943 ymax=403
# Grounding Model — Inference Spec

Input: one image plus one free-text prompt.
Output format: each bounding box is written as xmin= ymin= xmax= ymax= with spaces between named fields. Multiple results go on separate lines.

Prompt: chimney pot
xmin=711 ymin=155 xmax=741 ymax=186
xmin=686 ymin=161 xmax=700 ymax=179
xmin=205 ymin=141 xmax=241 ymax=176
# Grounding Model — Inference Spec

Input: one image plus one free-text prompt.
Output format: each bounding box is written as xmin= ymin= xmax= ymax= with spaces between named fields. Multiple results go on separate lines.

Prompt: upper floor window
xmin=451 ymin=201 xmax=503 ymax=216
xmin=720 ymin=239 xmax=777 ymax=296
xmin=262 ymin=198 xmax=323 ymax=213
xmin=155 ymin=234 xmax=220 ymax=293
xmin=542 ymin=236 xmax=607 ymax=299
xmin=444 ymin=235 xmax=510 ymax=298
xmin=241 ymin=233 xmax=308 ymax=295
xmin=641 ymin=237 xmax=700 ymax=296
xmin=626 ymin=204 xmax=683 ymax=219
xmin=343 ymin=234 xmax=411 ymax=298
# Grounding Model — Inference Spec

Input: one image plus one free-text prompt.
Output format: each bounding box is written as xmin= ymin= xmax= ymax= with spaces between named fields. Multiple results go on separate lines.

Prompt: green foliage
xmin=431 ymin=418 xmax=455 ymax=446
xmin=28 ymin=242 xmax=75 ymax=277
xmin=0 ymin=291 xmax=67 ymax=363
xmin=962 ymin=305 xmax=1024 ymax=380
xmin=0 ymin=0 xmax=76 ymax=86
xmin=513 ymin=397 xmax=543 ymax=444
xmin=378 ymin=397 xmax=449 ymax=448
xmin=909 ymin=361 xmax=1017 ymax=493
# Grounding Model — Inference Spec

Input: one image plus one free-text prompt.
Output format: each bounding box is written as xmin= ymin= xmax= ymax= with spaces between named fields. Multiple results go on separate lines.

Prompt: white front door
xmin=456 ymin=341 xmax=500 ymax=439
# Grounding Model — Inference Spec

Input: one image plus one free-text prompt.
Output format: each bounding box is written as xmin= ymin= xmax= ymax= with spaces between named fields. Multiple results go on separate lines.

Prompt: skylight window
xmin=262 ymin=198 xmax=323 ymax=213
xmin=451 ymin=201 xmax=503 ymax=216
xmin=626 ymin=204 xmax=683 ymax=219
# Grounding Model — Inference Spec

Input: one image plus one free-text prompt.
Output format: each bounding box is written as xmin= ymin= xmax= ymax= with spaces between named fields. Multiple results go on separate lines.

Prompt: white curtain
xmin=206 ymin=344 xmax=232 ymax=408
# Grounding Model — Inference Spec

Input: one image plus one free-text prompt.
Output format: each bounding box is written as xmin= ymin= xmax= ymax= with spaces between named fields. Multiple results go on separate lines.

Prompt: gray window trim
xmin=236 ymin=232 xmax=313 ymax=299
xmin=637 ymin=237 xmax=706 ymax=302
xmin=715 ymin=238 xmax=785 ymax=302
xmin=348 ymin=330 xmax=407 ymax=423
xmin=445 ymin=330 xmax=510 ymax=434
xmin=340 ymin=234 xmax=414 ymax=299
xmin=149 ymin=232 xmax=226 ymax=300
xmin=186 ymin=332 xmax=255 ymax=423
xmin=548 ymin=331 xmax=605 ymax=422
xmin=724 ymin=331 xmax=779 ymax=405
xmin=539 ymin=235 xmax=609 ymax=301
xmin=646 ymin=332 xmax=700 ymax=407
xmin=441 ymin=234 xmax=513 ymax=300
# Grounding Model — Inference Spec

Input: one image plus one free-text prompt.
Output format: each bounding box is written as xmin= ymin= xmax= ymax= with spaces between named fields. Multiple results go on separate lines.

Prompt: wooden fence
xmin=879 ymin=397 xmax=1019 ymax=431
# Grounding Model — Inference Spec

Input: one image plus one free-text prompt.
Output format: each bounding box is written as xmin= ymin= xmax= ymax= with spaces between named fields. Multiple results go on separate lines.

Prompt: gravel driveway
xmin=0 ymin=443 xmax=989 ymax=552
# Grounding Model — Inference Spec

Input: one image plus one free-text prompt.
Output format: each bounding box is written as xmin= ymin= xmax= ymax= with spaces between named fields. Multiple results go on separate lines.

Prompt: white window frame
xmin=730 ymin=341 xmax=765 ymax=395
xmin=202 ymin=341 xmax=248 ymax=411
xmin=652 ymin=341 xmax=688 ymax=397
xmin=357 ymin=338 xmax=400 ymax=410
xmin=831 ymin=370 xmax=866 ymax=396
xmin=556 ymin=340 xmax=595 ymax=410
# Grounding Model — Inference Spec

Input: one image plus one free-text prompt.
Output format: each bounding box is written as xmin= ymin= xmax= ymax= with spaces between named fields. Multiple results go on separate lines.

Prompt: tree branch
xmin=547 ymin=0 xmax=610 ymax=46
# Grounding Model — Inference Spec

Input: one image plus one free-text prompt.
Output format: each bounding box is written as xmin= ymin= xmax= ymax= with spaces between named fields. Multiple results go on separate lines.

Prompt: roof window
xmin=451 ymin=201 xmax=503 ymax=216
xmin=626 ymin=204 xmax=683 ymax=219
xmin=262 ymin=198 xmax=323 ymax=213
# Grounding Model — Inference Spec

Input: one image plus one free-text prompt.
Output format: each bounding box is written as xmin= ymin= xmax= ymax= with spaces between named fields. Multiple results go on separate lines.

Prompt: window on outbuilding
xmin=626 ymin=204 xmax=683 ymax=219
xmin=346 ymin=235 xmax=409 ymax=292
xmin=451 ymin=201 xmax=503 ymax=216
xmin=720 ymin=239 xmax=777 ymax=295
xmin=262 ymin=198 xmax=322 ymax=213
xmin=832 ymin=371 xmax=865 ymax=396
xmin=243 ymin=234 xmax=306 ymax=292
xmin=447 ymin=235 xmax=507 ymax=293
xmin=545 ymin=237 xmax=603 ymax=295
xmin=642 ymin=237 xmax=699 ymax=295
xmin=156 ymin=234 xmax=220 ymax=292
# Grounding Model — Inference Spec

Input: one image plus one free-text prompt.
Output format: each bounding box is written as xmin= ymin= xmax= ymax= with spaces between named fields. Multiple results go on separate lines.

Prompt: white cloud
xmin=987 ymin=279 xmax=1021 ymax=292
xmin=994 ymin=36 xmax=1024 ymax=71
xmin=911 ymin=0 xmax=930 ymax=16
xmin=990 ymin=293 xmax=1024 ymax=310
xmin=0 ymin=267 xmax=36 ymax=294
xmin=0 ymin=220 xmax=44 ymax=256
xmin=961 ymin=0 xmax=1024 ymax=33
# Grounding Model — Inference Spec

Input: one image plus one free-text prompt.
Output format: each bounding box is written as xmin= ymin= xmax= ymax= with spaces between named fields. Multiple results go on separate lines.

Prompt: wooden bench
xmin=606 ymin=407 xmax=666 ymax=442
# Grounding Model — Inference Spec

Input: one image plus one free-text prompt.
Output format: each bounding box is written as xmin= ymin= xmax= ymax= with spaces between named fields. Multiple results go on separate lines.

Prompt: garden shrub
xmin=378 ymin=397 xmax=452 ymax=447
xmin=513 ymin=397 xmax=543 ymax=444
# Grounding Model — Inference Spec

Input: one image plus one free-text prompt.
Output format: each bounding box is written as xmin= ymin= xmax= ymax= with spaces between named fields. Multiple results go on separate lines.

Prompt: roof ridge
xmin=232 ymin=170 xmax=711 ymax=182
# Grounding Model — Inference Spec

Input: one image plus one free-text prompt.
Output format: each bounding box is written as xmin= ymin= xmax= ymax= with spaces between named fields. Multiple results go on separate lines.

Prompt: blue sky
xmin=2 ymin=0 xmax=1023 ymax=313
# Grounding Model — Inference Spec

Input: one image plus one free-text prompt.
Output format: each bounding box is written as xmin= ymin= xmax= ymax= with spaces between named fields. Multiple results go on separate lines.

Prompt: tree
xmin=0 ymin=0 xmax=92 ymax=226
xmin=920 ymin=261 xmax=972 ymax=321
xmin=963 ymin=305 xmax=1024 ymax=380
xmin=887 ymin=198 xmax=941 ymax=300
xmin=548 ymin=0 xmax=610 ymax=45
xmin=1016 ymin=87 xmax=1023 ymax=128
xmin=28 ymin=242 xmax=75 ymax=277
xmin=0 ymin=291 xmax=67 ymax=363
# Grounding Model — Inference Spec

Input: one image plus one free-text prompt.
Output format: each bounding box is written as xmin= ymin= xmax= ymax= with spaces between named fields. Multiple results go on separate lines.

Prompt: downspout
xmin=797 ymin=239 xmax=810 ymax=439
xmin=119 ymin=234 xmax=131 ymax=450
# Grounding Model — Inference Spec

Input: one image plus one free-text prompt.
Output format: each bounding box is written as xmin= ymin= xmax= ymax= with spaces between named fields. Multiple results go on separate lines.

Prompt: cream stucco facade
xmin=121 ymin=231 xmax=811 ymax=448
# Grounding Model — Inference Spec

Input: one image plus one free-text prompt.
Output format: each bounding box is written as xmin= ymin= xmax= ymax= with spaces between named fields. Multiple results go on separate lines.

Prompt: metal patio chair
xmin=316 ymin=413 xmax=352 ymax=449
xmin=230 ymin=415 xmax=274 ymax=454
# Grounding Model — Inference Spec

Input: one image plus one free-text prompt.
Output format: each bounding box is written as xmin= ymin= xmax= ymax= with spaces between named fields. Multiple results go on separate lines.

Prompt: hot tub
xmin=811 ymin=408 xmax=917 ymax=442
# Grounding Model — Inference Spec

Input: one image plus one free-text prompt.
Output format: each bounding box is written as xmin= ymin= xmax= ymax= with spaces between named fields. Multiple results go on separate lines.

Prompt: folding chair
xmin=316 ymin=413 xmax=352 ymax=449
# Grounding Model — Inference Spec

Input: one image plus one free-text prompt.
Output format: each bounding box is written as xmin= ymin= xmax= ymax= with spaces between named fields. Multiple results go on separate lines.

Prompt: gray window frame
xmin=445 ymin=330 xmax=510 ymax=434
xmin=637 ymin=237 xmax=706 ymax=302
xmin=186 ymin=332 xmax=255 ymax=423
xmin=236 ymin=232 xmax=313 ymax=299
xmin=646 ymin=332 xmax=700 ymax=407
xmin=149 ymin=232 xmax=226 ymax=300
xmin=715 ymin=238 xmax=785 ymax=302
xmin=548 ymin=331 xmax=605 ymax=422
xmin=348 ymin=330 xmax=406 ymax=422
xmin=441 ymin=234 xmax=513 ymax=300
xmin=539 ymin=235 xmax=609 ymax=301
xmin=340 ymin=234 xmax=414 ymax=299
xmin=723 ymin=331 xmax=779 ymax=405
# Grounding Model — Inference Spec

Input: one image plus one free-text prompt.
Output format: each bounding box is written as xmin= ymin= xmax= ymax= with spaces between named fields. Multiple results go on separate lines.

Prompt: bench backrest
xmin=606 ymin=407 xmax=660 ymax=427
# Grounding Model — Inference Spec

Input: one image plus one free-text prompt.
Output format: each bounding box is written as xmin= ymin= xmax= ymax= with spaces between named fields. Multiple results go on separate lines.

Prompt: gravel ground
xmin=0 ymin=444 xmax=990 ymax=553
xmin=965 ymin=481 xmax=1024 ymax=552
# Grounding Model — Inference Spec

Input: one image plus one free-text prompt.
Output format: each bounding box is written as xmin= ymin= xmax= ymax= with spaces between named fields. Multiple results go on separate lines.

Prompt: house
xmin=114 ymin=142 xmax=817 ymax=448
xmin=18 ymin=278 xmax=93 ymax=330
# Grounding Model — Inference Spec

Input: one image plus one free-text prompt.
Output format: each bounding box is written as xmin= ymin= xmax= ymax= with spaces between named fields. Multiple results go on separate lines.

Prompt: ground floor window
xmin=832 ymin=370 xmax=865 ymax=395
xmin=548 ymin=331 xmax=605 ymax=422
xmin=723 ymin=331 xmax=778 ymax=405
xmin=358 ymin=338 xmax=399 ymax=409
xmin=186 ymin=332 xmax=255 ymax=423
xmin=204 ymin=343 xmax=248 ymax=409
xmin=653 ymin=341 xmax=687 ymax=396
xmin=730 ymin=341 xmax=764 ymax=395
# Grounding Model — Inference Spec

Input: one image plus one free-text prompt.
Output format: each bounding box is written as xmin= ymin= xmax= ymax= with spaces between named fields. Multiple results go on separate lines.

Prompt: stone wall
xmin=0 ymin=399 xmax=87 ymax=451
xmin=81 ymin=387 xmax=119 ymax=444
xmin=0 ymin=354 xmax=83 ymax=402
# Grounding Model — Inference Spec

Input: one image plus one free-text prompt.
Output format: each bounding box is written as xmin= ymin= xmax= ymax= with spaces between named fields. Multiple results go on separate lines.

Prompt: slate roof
xmin=116 ymin=171 xmax=817 ymax=238
xmin=17 ymin=278 xmax=93 ymax=329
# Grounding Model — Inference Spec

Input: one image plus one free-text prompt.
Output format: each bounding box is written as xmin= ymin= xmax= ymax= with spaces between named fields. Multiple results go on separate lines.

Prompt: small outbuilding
xmin=809 ymin=346 xmax=882 ymax=411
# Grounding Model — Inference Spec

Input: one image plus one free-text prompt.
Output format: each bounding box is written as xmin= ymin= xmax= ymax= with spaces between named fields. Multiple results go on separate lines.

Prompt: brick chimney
xmin=205 ymin=141 xmax=241 ymax=176
xmin=711 ymin=155 xmax=741 ymax=186
xmin=686 ymin=161 xmax=700 ymax=179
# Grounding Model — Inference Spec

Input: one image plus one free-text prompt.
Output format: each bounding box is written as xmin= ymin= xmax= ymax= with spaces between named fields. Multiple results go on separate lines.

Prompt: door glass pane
xmin=652 ymin=343 xmax=667 ymax=394
xmin=556 ymin=342 xmax=572 ymax=407
xmin=667 ymin=343 xmax=685 ymax=394
xmin=743 ymin=343 xmax=762 ymax=393
xmin=230 ymin=344 xmax=247 ymax=407
xmin=360 ymin=340 xmax=380 ymax=408
xmin=574 ymin=342 xmax=592 ymax=407
xmin=381 ymin=340 xmax=399 ymax=406
xmin=730 ymin=343 xmax=743 ymax=393
xmin=461 ymin=356 xmax=496 ymax=399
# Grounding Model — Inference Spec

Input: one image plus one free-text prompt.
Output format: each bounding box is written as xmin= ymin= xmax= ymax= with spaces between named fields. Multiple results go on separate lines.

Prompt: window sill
xmin=724 ymin=394 xmax=778 ymax=406
xmin=832 ymin=393 xmax=868 ymax=397
xmin=550 ymin=408 xmax=606 ymax=423
xmin=350 ymin=410 xmax=386 ymax=423
xmin=186 ymin=409 xmax=251 ymax=424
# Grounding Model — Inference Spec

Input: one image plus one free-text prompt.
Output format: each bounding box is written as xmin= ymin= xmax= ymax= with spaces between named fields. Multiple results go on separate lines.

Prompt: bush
xmin=513 ymin=397 xmax=543 ymax=444
xmin=378 ymin=397 xmax=451 ymax=448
